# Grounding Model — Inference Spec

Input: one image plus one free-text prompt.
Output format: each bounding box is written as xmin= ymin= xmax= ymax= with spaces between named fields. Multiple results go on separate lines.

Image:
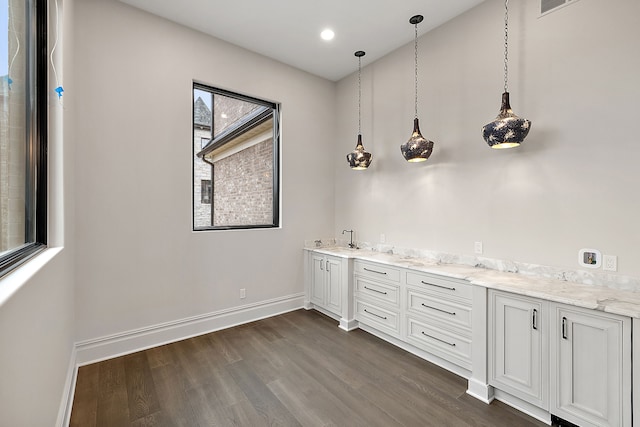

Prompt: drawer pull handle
xmin=364 ymin=309 xmax=387 ymax=320
xmin=532 ymin=309 xmax=538 ymax=330
xmin=421 ymin=331 xmax=456 ymax=347
xmin=421 ymin=303 xmax=455 ymax=316
xmin=364 ymin=286 xmax=388 ymax=295
xmin=562 ymin=316 xmax=568 ymax=340
xmin=421 ymin=280 xmax=455 ymax=291
xmin=363 ymin=267 xmax=387 ymax=275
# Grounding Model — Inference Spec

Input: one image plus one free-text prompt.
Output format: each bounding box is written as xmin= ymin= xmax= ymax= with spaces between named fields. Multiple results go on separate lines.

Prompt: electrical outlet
xmin=474 ymin=241 xmax=483 ymax=255
xmin=240 ymin=288 xmax=246 ymax=299
xmin=380 ymin=234 xmax=386 ymax=243
xmin=603 ymin=255 xmax=617 ymax=272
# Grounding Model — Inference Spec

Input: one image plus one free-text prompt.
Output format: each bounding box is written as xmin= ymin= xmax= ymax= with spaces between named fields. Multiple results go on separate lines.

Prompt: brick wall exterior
xmin=193 ymin=127 xmax=212 ymax=228
xmin=213 ymin=138 xmax=273 ymax=226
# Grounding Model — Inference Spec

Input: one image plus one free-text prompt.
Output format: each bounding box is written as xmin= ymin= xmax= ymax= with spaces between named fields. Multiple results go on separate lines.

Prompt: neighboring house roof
xmin=197 ymin=105 xmax=272 ymax=159
xmin=194 ymin=97 xmax=211 ymax=128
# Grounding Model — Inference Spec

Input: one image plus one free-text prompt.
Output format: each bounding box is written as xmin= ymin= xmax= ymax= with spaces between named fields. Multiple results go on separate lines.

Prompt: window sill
xmin=0 ymin=247 xmax=63 ymax=308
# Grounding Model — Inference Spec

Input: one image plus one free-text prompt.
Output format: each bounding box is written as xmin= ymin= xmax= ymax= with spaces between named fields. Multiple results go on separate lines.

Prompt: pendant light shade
xmin=482 ymin=0 xmax=531 ymax=149
xmin=402 ymin=118 xmax=433 ymax=162
xmin=401 ymin=15 xmax=434 ymax=163
xmin=347 ymin=134 xmax=372 ymax=170
xmin=347 ymin=51 xmax=372 ymax=170
xmin=482 ymin=92 xmax=530 ymax=149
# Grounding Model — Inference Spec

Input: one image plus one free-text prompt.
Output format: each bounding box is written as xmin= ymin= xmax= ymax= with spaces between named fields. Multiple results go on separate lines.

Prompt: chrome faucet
xmin=342 ymin=229 xmax=355 ymax=248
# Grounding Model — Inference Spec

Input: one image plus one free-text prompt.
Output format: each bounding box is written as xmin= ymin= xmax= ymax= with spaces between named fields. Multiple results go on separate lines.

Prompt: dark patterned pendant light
xmin=347 ymin=51 xmax=372 ymax=170
xmin=400 ymin=15 xmax=434 ymax=162
xmin=482 ymin=0 xmax=531 ymax=149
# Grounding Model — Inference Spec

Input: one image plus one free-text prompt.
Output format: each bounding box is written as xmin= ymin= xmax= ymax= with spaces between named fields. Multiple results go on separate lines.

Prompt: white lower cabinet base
xmin=466 ymin=378 xmax=494 ymax=405
xmin=357 ymin=322 xmax=472 ymax=381
xmin=493 ymin=389 xmax=552 ymax=425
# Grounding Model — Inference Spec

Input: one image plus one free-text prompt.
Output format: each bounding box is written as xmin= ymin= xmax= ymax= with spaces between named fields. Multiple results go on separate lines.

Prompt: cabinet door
xmin=550 ymin=304 xmax=631 ymax=427
xmin=489 ymin=291 xmax=547 ymax=409
xmin=325 ymin=256 xmax=342 ymax=313
xmin=310 ymin=254 xmax=325 ymax=306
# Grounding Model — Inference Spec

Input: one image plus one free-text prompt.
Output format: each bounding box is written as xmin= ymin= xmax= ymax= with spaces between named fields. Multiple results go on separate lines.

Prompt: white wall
xmin=73 ymin=0 xmax=336 ymax=342
xmin=334 ymin=0 xmax=640 ymax=279
xmin=0 ymin=0 xmax=76 ymax=425
xmin=1 ymin=0 xmax=638 ymax=423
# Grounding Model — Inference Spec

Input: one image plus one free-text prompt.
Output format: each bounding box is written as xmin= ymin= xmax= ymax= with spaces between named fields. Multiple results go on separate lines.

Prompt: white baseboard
xmin=357 ymin=323 xmax=471 ymax=380
xmin=466 ymin=378 xmax=494 ymax=404
xmin=56 ymin=347 xmax=78 ymax=427
xmin=75 ymin=293 xmax=304 ymax=366
xmin=305 ymin=304 xmax=342 ymax=324
xmin=339 ymin=318 xmax=359 ymax=331
xmin=493 ymin=389 xmax=552 ymax=425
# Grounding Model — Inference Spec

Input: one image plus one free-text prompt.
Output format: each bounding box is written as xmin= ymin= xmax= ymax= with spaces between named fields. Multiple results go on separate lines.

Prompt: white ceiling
xmin=119 ymin=0 xmax=486 ymax=81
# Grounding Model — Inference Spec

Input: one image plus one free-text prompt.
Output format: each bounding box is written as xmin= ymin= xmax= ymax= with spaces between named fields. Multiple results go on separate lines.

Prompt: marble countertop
xmin=305 ymin=246 xmax=640 ymax=319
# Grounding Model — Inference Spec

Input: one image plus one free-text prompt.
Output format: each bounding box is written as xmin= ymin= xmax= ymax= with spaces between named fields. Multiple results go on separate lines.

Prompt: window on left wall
xmin=0 ymin=0 xmax=48 ymax=278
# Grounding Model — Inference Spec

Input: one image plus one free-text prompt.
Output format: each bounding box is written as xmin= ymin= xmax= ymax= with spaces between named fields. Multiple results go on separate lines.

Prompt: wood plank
xmin=96 ymin=357 xmax=130 ymax=427
xmin=225 ymin=359 xmax=302 ymax=426
xmin=145 ymin=344 xmax=175 ymax=369
xmin=149 ymin=363 xmax=199 ymax=427
xmin=71 ymin=309 xmax=548 ymax=427
xmin=123 ymin=352 xmax=161 ymax=422
xmin=69 ymin=363 xmax=99 ymax=427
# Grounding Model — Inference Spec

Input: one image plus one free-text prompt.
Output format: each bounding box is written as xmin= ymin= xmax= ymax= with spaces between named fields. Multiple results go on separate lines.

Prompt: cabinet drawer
xmin=406 ymin=316 xmax=472 ymax=370
xmin=355 ymin=299 xmax=400 ymax=337
xmin=407 ymin=287 xmax=472 ymax=332
xmin=406 ymin=271 xmax=472 ymax=302
xmin=354 ymin=260 xmax=401 ymax=283
xmin=355 ymin=277 xmax=400 ymax=307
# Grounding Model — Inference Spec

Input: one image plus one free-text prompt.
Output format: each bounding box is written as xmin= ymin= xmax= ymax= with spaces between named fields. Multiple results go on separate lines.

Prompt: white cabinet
xmin=304 ymin=247 xmax=636 ymax=426
xmin=353 ymin=260 xmax=402 ymax=338
xmin=488 ymin=290 xmax=548 ymax=410
xmin=405 ymin=271 xmax=473 ymax=370
xmin=309 ymin=253 xmax=343 ymax=316
xmin=550 ymin=303 xmax=631 ymax=427
xmin=489 ymin=293 xmax=632 ymax=427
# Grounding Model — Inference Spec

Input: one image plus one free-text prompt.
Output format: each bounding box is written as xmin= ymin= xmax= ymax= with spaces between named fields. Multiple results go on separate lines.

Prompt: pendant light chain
xmin=503 ymin=0 xmax=509 ymax=93
xmin=358 ymin=55 xmax=362 ymax=135
xmin=414 ymin=21 xmax=419 ymax=119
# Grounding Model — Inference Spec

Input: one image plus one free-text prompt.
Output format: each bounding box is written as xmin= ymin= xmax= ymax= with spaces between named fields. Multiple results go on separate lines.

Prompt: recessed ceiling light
xmin=320 ymin=29 xmax=335 ymax=41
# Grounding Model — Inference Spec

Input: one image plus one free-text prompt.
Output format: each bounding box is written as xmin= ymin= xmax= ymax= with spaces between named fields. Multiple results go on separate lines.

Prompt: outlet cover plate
xmin=603 ymin=255 xmax=617 ymax=272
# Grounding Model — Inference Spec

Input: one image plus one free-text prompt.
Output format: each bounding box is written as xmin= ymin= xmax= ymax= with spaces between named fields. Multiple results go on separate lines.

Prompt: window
xmin=200 ymin=179 xmax=211 ymax=204
xmin=0 ymin=0 xmax=47 ymax=277
xmin=192 ymin=83 xmax=280 ymax=230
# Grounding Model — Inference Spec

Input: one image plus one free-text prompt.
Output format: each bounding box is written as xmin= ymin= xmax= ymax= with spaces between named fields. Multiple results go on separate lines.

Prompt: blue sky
xmin=194 ymin=88 xmax=212 ymax=109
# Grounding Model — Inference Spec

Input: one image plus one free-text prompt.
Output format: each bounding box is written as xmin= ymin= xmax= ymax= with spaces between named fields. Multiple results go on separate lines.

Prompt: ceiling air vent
xmin=541 ymin=0 xmax=580 ymax=16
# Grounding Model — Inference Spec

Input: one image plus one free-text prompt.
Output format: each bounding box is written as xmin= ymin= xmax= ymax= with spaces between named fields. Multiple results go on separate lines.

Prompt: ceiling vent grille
xmin=541 ymin=0 xmax=580 ymax=16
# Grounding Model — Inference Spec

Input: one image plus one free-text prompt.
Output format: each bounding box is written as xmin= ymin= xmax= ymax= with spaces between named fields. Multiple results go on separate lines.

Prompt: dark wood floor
xmin=70 ymin=309 xmax=548 ymax=427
